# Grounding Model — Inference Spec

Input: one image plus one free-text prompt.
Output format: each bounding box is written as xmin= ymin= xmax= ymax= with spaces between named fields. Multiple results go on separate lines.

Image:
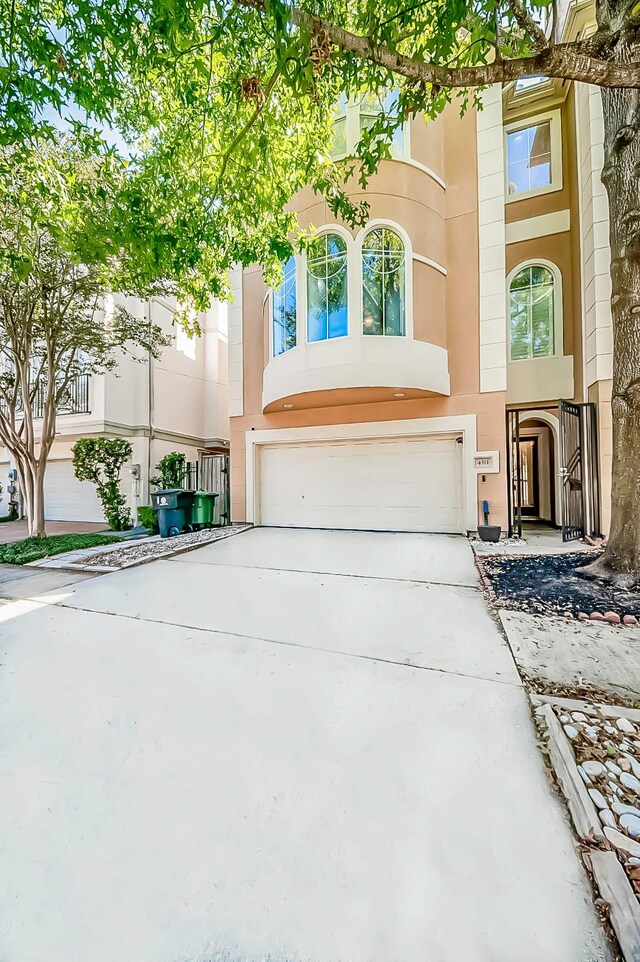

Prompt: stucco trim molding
xmin=262 ymin=336 xmax=451 ymax=410
xmin=245 ymin=414 xmax=479 ymax=532
xmin=506 ymin=210 xmax=571 ymax=245
xmin=413 ymin=252 xmax=448 ymax=276
xmin=391 ymin=156 xmax=447 ymax=190
xmin=477 ymin=85 xmax=508 ymax=394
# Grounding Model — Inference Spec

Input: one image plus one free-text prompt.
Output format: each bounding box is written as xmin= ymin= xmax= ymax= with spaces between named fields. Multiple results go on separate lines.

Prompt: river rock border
xmin=534 ymin=694 xmax=640 ymax=959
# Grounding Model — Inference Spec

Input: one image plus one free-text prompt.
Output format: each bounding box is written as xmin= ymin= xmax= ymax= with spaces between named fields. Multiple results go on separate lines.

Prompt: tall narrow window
xmin=307 ymin=233 xmax=348 ymax=341
xmin=509 ymin=265 xmax=555 ymax=360
xmin=359 ymin=90 xmax=404 ymax=156
xmin=272 ymin=256 xmax=297 ymax=356
xmin=330 ymin=93 xmax=348 ymax=159
xmin=362 ymin=227 xmax=406 ymax=336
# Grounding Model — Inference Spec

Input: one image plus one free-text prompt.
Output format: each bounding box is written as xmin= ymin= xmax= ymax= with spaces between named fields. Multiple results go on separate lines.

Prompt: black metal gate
xmin=198 ymin=453 xmax=230 ymax=526
xmin=559 ymin=400 xmax=600 ymax=542
xmin=506 ymin=402 xmax=600 ymax=541
xmin=506 ymin=408 xmax=524 ymax=538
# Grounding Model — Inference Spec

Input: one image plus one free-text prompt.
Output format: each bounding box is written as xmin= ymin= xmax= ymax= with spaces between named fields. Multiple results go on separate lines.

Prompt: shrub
xmin=72 ymin=438 xmax=133 ymax=531
xmin=150 ymin=451 xmax=186 ymax=489
xmin=137 ymin=504 xmax=159 ymax=533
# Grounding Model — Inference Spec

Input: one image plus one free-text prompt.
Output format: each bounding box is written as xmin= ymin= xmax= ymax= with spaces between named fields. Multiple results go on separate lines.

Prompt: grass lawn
xmin=0 ymin=533 xmax=120 ymax=565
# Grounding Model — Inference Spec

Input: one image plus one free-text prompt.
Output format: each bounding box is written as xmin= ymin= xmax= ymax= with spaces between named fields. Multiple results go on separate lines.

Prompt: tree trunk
xmin=20 ymin=460 xmax=46 ymax=538
xmin=19 ymin=460 xmax=34 ymax=535
xmin=580 ymin=0 xmax=640 ymax=587
xmin=31 ymin=465 xmax=46 ymax=538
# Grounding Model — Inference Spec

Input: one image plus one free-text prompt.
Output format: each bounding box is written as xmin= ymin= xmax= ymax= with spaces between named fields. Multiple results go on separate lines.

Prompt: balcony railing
xmin=12 ymin=375 xmax=91 ymax=419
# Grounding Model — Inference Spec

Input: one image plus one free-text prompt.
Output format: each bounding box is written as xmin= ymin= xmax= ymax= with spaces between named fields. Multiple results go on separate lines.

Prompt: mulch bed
xmin=478 ymin=551 xmax=640 ymax=621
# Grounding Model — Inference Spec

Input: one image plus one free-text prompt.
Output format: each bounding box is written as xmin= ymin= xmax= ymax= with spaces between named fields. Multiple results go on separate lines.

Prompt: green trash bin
xmin=191 ymin=491 xmax=219 ymax=529
xmin=151 ymin=489 xmax=196 ymax=537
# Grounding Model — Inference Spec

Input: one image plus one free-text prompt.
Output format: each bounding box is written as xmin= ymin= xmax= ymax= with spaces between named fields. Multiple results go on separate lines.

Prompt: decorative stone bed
xmin=536 ymin=695 xmax=640 ymax=958
xmin=478 ymin=551 xmax=640 ymax=624
xmin=39 ymin=524 xmax=252 ymax=571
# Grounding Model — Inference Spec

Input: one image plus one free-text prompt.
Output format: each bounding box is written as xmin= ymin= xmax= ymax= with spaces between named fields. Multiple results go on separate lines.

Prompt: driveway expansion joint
xmin=165 ymin=557 xmax=481 ymax=591
xmin=52 ymin=598 xmax=521 ymax=689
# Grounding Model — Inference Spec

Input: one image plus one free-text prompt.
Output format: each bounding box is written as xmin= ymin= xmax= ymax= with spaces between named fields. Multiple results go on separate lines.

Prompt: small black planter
xmin=477 ymin=525 xmax=502 ymax=543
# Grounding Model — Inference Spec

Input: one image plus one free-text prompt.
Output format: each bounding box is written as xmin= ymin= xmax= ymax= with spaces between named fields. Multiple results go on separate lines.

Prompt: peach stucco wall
xmin=231 ymin=103 xmax=509 ymax=530
xmin=505 ymin=88 xmax=584 ymax=403
xmin=230 ymin=391 xmax=507 ymax=528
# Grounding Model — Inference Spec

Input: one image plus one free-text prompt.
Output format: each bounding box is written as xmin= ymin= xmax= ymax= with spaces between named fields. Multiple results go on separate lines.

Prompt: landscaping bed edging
xmin=28 ymin=524 xmax=252 ymax=571
xmin=535 ymin=694 xmax=640 ymax=960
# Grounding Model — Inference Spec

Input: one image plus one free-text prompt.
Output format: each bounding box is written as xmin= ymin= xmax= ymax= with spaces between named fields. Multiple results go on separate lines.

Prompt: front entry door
xmin=517 ymin=438 xmax=539 ymax=518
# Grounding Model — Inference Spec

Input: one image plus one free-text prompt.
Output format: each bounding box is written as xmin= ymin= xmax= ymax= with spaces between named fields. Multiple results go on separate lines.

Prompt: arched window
xmin=362 ymin=227 xmax=406 ymax=336
xmin=307 ymin=233 xmax=348 ymax=341
xmin=509 ymin=265 xmax=555 ymax=360
xmin=272 ymin=255 xmax=297 ymax=356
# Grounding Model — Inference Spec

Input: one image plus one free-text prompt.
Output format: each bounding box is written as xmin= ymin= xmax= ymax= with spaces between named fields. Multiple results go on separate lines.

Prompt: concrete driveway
xmin=0 ymin=528 xmax=608 ymax=962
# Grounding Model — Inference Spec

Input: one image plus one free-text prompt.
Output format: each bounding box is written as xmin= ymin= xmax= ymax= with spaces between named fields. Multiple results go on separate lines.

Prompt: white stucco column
xmin=575 ymin=82 xmax=613 ymax=391
xmin=477 ymin=85 xmax=507 ymax=394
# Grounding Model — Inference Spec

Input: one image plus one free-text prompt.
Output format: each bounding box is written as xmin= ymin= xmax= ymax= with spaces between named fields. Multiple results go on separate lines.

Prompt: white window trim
xmin=506 ymin=258 xmax=564 ymax=361
xmin=355 ymin=219 xmax=414 ymax=339
xmin=268 ymin=220 xmax=447 ymax=355
xmin=331 ymin=95 xmax=411 ymax=163
xmin=504 ymin=108 xmax=562 ymax=203
xmin=269 ymin=258 xmax=298 ymax=359
xmin=302 ymin=224 xmax=353 ymax=345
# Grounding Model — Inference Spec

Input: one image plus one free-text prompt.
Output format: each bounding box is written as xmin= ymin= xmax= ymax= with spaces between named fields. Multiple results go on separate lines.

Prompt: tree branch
xmin=210 ymin=65 xmax=282 ymax=202
xmin=238 ymin=0 xmax=640 ymax=88
xmin=505 ymin=0 xmax=549 ymax=51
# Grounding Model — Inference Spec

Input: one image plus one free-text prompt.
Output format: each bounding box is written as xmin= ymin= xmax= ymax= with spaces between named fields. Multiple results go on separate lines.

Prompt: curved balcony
xmin=262 ymin=336 xmax=450 ymax=412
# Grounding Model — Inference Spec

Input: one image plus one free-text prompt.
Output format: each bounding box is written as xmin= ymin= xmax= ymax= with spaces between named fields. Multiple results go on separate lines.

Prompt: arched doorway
xmin=517 ymin=410 xmax=562 ymax=528
xmin=507 ymin=404 xmax=601 ymax=541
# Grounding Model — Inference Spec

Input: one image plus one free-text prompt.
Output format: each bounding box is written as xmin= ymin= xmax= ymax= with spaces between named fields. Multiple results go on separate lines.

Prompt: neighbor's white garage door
xmin=44 ymin=461 xmax=106 ymax=523
xmin=258 ymin=435 xmax=463 ymax=533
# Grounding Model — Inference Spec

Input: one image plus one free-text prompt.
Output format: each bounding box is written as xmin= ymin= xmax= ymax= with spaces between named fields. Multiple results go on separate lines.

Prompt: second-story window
xmin=505 ymin=110 xmax=561 ymax=199
xmin=273 ymin=255 xmax=297 ymax=356
xmin=358 ymin=90 xmax=404 ymax=157
xmin=330 ymin=90 xmax=406 ymax=160
xmin=362 ymin=227 xmax=406 ymax=337
xmin=307 ymin=233 xmax=349 ymax=342
xmin=332 ymin=93 xmax=348 ymax=158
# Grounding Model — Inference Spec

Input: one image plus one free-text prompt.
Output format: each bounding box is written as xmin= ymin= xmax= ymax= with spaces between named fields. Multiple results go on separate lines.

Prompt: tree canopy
xmin=0 ymin=136 xmax=171 ymax=536
xmin=1 ymin=0 xmax=638 ymax=310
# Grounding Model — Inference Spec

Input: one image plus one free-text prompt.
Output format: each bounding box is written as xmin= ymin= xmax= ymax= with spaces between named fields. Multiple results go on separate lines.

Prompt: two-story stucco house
xmin=0 ymin=295 xmax=229 ymax=523
xmin=227 ymin=1 xmax=612 ymax=541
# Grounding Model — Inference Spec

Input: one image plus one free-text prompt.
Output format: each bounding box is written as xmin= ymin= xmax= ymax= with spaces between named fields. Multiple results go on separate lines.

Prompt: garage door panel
xmin=44 ymin=461 xmax=106 ymax=523
xmin=258 ymin=435 xmax=463 ymax=533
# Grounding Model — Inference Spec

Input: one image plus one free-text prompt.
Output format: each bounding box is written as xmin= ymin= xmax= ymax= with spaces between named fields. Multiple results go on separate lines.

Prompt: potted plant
xmin=477 ymin=500 xmax=502 ymax=543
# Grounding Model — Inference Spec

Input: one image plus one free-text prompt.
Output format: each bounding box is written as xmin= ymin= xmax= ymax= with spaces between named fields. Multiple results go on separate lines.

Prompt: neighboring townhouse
xmin=0 ymin=295 xmax=229 ymax=524
xmin=228 ymin=1 xmax=610 ymax=539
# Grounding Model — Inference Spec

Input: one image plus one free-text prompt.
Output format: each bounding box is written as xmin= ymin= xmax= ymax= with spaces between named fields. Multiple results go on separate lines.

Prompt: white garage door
xmin=44 ymin=461 xmax=106 ymax=523
xmin=258 ymin=435 xmax=464 ymax=533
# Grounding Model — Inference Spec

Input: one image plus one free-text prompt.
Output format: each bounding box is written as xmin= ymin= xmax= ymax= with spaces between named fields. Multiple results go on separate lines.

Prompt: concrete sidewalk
xmin=0 ymin=519 xmax=107 ymax=543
